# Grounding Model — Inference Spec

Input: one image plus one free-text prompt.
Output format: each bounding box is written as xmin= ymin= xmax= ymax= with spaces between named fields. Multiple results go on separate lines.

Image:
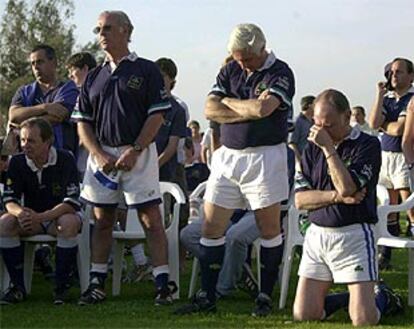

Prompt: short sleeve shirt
xmin=72 ymin=53 xmax=171 ymax=147
xmin=156 ymin=97 xmax=187 ymax=181
xmin=209 ymin=51 xmax=295 ymax=149
xmin=289 ymin=113 xmax=313 ymax=154
xmin=295 ymin=127 xmax=381 ymax=227
xmin=381 ymin=87 xmax=414 ymax=152
xmin=11 ymin=80 xmax=79 ymax=153
xmin=2 ymin=147 xmax=81 ymax=213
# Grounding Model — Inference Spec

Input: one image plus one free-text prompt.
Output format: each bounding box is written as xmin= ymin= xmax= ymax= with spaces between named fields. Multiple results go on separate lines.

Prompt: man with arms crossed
xmin=294 ymin=89 xmax=402 ymax=326
xmin=175 ymin=23 xmax=295 ymax=316
xmin=72 ymin=10 xmax=175 ymax=305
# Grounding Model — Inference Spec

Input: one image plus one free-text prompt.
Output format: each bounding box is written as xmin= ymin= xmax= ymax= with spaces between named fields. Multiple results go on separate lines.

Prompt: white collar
xmin=344 ymin=125 xmax=361 ymax=141
xmin=256 ymin=50 xmax=277 ymax=72
xmin=103 ymin=51 xmax=139 ymax=68
xmin=25 ymin=147 xmax=57 ymax=172
xmin=385 ymin=85 xmax=414 ymax=99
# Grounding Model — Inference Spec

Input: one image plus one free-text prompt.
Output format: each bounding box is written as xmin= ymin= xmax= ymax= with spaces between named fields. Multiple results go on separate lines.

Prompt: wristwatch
xmin=131 ymin=142 xmax=143 ymax=153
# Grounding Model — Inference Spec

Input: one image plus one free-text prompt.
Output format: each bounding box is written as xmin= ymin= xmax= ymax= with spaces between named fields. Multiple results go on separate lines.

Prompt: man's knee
xmin=0 ymin=213 xmax=19 ymax=236
xmin=55 ymin=214 xmax=80 ymax=238
xmin=293 ymin=303 xmax=323 ymax=322
xmin=349 ymin=310 xmax=379 ymax=327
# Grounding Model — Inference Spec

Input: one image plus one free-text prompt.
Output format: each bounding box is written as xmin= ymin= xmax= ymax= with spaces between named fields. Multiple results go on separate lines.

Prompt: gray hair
xmin=101 ymin=10 xmax=134 ymax=42
xmin=227 ymin=23 xmax=266 ymax=55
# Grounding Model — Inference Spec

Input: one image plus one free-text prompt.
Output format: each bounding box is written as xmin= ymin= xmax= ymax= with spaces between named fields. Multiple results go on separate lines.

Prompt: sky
xmin=1 ymin=0 xmax=413 ymax=129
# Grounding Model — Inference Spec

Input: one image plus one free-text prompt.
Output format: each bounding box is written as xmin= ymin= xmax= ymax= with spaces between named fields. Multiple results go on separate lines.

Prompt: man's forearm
xmin=5 ymin=202 xmax=24 ymax=218
xmin=369 ymin=97 xmax=385 ymax=129
xmin=381 ymin=118 xmax=405 ymax=136
xmin=158 ymin=137 xmax=179 ymax=167
xmin=135 ymin=113 xmax=164 ymax=148
xmin=323 ymin=147 xmax=358 ymax=197
xmin=295 ymin=190 xmax=336 ymax=210
xmin=40 ymin=203 xmax=76 ymax=222
xmin=9 ymin=105 xmax=47 ymax=124
xmin=77 ymin=122 xmax=103 ymax=157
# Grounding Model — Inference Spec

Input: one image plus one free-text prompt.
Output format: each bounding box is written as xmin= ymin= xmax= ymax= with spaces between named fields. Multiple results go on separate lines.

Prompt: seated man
xmin=293 ymin=89 xmax=402 ymax=326
xmin=0 ymin=117 xmax=81 ymax=305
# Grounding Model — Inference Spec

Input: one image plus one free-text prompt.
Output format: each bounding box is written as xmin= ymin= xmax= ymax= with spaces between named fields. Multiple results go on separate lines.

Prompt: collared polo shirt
xmin=209 ymin=50 xmax=295 ymax=149
xmin=72 ymin=52 xmax=171 ymax=147
xmin=295 ymin=127 xmax=381 ymax=227
xmin=155 ymin=97 xmax=187 ymax=181
xmin=381 ymin=86 xmax=414 ymax=152
xmin=11 ymin=80 xmax=79 ymax=153
xmin=2 ymin=147 xmax=81 ymax=212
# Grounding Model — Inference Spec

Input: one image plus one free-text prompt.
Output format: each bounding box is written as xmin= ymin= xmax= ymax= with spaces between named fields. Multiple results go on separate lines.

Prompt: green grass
xmin=1 ymin=247 xmax=413 ymax=329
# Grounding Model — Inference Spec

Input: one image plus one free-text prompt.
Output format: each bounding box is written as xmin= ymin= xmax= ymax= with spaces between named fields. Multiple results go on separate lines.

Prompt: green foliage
xmin=0 ymin=0 xmax=76 ymax=121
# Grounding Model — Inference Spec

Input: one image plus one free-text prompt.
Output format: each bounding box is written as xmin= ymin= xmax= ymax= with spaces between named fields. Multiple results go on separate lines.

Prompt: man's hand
xmin=115 ymin=147 xmax=139 ymax=172
xmin=376 ymin=81 xmax=388 ymax=99
xmin=94 ymin=151 xmax=118 ymax=174
xmin=335 ymin=188 xmax=367 ymax=205
xmin=44 ymin=103 xmax=69 ymax=122
xmin=17 ymin=208 xmax=37 ymax=232
xmin=307 ymin=125 xmax=334 ymax=149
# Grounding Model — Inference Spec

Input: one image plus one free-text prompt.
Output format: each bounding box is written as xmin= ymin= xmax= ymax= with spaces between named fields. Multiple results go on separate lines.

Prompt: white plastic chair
xmin=376 ymin=192 xmax=414 ymax=306
xmin=278 ymin=205 xmax=305 ymax=309
xmin=0 ymin=207 xmax=91 ymax=294
xmin=111 ymin=182 xmax=185 ymax=299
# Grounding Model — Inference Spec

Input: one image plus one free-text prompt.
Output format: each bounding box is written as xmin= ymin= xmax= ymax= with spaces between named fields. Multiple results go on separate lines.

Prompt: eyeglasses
xmin=93 ymin=25 xmax=112 ymax=34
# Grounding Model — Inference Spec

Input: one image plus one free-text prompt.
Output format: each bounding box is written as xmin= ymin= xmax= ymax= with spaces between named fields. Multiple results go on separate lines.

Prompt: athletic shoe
xmin=78 ymin=277 xmax=106 ymax=306
xmin=0 ymin=285 xmax=26 ymax=305
xmin=122 ymin=263 xmax=153 ymax=283
xmin=53 ymin=285 xmax=70 ymax=305
xmin=378 ymin=254 xmax=392 ymax=271
xmin=154 ymin=281 xmax=178 ymax=306
xmin=251 ymin=292 xmax=272 ymax=317
xmin=173 ymin=290 xmax=216 ymax=315
xmin=237 ymin=263 xmax=259 ymax=299
xmin=375 ymin=280 xmax=403 ymax=316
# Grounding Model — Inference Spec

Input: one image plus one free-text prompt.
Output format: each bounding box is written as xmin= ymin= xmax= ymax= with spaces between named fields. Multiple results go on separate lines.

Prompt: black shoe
xmin=378 ymin=254 xmax=392 ymax=271
xmin=173 ymin=290 xmax=216 ymax=315
xmin=0 ymin=285 xmax=26 ymax=305
xmin=78 ymin=278 xmax=106 ymax=306
xmin=237 ymin=263 xmax=259 ymax=299
xmin=54 ymin=284 xmax=70 ymax=305
xmin=155 ymin=281 xmax=178 ymax=306
xmin=375 ymin=280 xmax=404 ymax=316
xmin=252 ymin=293 xmax=272 ymax=317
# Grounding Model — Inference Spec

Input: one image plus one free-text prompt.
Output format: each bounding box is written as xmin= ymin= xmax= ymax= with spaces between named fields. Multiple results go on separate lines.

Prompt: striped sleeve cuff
xmin=148 ymin=101 xmax=171 ymax=115
xmin=269 ymin=87 xmax=292 ymax=108
xmin=71 ymin=110 xmax=94 ymax=122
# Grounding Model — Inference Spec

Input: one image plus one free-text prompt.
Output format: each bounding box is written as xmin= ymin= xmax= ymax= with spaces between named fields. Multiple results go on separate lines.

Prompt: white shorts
xmin=298 ymin=223 xmax=378 ymax=283
xmin=81 ymin=143 xmax=161 ymax=209
xmin=204 ymin=144 xmax=289 ymax=210
xmin=379 ymin=151 xmax=410 ymax=189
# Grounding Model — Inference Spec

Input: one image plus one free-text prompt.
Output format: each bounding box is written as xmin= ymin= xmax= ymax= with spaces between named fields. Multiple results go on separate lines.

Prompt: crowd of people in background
xmin=0 ymin=9 xmax=413 ymax=327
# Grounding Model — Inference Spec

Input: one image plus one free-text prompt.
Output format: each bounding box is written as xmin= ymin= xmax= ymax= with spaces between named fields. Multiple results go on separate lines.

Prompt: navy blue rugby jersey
xmin=295 ymin=127 xmax=381 ymax=227
xmin=2 ymin=148 xmax=81 ymax=213
xmin=72 ymin=53 xmax=171 ymax=147
xmin=209 ymin=51 xmax=295 ymax=150
xmin=381 ymin=87 xmax=414 ymax=152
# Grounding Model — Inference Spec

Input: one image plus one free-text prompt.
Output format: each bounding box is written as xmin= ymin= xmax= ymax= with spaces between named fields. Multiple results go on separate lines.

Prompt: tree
xmin=0 ymin=0 xmax=76 ymax=123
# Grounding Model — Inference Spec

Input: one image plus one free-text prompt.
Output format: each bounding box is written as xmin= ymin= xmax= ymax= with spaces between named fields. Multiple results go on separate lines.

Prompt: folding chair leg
xmin=112 ymin=240 xmax=125 ymax=296
xmin=23 ymin=242 xmax=36 ymax=294
xmin=168 ymin=232 xmax=180 ymax=299
xmin=188 ymin=257 xmax=199 ymax=298
xmin=279 ymin=245 xmax=295 ymax=309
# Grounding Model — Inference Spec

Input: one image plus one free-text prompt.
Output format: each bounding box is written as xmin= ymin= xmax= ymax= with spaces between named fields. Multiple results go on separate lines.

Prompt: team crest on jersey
xmin=6 ymin=178 xmax=12 ymax=186
xmin=254 ymin=82 xmax=268 ymax=96
xmin=127 ymin=75 xmax=143 ymax=90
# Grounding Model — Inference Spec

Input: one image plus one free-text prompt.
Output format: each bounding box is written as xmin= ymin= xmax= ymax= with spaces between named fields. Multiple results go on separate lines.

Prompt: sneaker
xmin=173 ymin=290 xmax=216 ymax=315
xmin=375 ymin=281 xmax=403 ymax=316
xmin=252 ymin=293 xmax=272 ymax=317
xmin=122 ymin=263 xmax=153 ymax=283
xmin=78 ymin=278 xmax=106 ymax=306
xmin=155 ymin=281 xmax=178 ymax=306
xmin=0 ymin=285 xmax=26 ymax=305
xmin=54 ymin=285 xmax=70 ymax=305
xmin=237 ymin=263 xmax=259 ymax=299
xmin=378 ymin=254 xmax=392 ymax=271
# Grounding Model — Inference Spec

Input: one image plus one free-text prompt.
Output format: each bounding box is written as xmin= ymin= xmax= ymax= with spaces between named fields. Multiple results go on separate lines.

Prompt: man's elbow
xmin=294 ymin=193 xmax=306 ymax=210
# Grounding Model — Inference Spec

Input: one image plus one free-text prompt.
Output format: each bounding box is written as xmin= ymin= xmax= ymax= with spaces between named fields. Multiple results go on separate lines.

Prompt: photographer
xmin=368 ymin=58 xmax=414 ymax=268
